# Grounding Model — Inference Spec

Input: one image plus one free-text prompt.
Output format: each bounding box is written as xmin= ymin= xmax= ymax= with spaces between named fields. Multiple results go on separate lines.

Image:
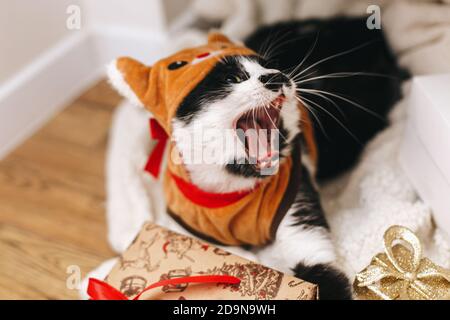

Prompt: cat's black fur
xmin=176 ymin=56 xmax=249 ymax=125
xmin=245 ymin=17 xmax=408 ymax=180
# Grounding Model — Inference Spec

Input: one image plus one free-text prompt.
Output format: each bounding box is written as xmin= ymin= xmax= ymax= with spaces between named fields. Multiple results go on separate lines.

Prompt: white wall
xmin=0 ymin=0 xmax=191 ymax=159
xmin=81 ymin=0 xmax=167 ymax=33
xmin=0 ymin=0 xmax=183 ymax=86
xmin=164 ymin=0 xmax=193 ymax=24
xmin=0 ymin=0 xmax=80 ymax=85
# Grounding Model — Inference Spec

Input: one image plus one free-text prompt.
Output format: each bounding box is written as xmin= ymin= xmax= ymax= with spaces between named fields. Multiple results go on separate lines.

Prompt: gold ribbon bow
xmin=353 ymin=225 xmax=450 ymax=300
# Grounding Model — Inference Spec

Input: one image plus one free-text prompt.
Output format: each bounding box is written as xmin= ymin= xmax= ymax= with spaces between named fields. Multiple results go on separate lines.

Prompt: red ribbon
xmin=87 ymin=275 xmax=241 ymax=300
xmin=170 ymin=172 xmax=254 ymax=208
xmin=144 ymin=118 xmax=169 ymax=179
xmin=143 ymin=118 xmax=254 ymax=208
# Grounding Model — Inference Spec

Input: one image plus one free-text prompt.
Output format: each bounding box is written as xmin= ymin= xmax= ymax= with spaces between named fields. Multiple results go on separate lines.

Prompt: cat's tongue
xmin=237 ymin=120 xmax=270 ymax=162
xmin=236 ymin=106 xmax=280 ymax=167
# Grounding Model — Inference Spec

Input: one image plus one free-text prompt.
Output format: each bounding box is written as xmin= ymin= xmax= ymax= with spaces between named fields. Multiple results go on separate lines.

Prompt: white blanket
xmin=81 ymin=0 xmax=450 ymax=297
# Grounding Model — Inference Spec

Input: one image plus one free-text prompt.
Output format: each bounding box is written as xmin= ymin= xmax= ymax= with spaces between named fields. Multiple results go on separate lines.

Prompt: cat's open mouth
xmin=234 ymin=94 xmax=285 ymax=169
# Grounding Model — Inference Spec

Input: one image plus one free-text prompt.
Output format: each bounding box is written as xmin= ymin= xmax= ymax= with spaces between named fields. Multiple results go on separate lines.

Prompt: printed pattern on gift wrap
xmin=120 ymin=276 xmax=147 ymax=298
xmin=105 ymin=223 xmax=318 ymax=300
xmin=201 ymin=262 xmax=283 ymax=300
xmin=152 ymin=262 xmax=284 ymax=300
xmin=288 ymin=279 xmax=313 ymax=300
xmin=119 ymin=226 xmax=208 ymax=272
xmin=161 ymin=230 xmax=209 ymax=262
xmin=160 ymin=268 xmax=192 ymax=293
xmin=119 ymin=233 xmax=161 ymax=272
xmin=213 ymin=247 xmax=231 ymax=256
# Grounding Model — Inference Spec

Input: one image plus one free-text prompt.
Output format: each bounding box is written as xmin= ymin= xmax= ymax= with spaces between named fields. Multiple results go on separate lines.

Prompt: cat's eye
xmin=168 ymin=60 xmax=188 ymax=70
xmin=226 ymin=75 xmax=243 ymax=84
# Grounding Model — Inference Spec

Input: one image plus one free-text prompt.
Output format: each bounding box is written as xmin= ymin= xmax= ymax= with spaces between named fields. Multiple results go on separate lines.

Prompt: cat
xmin=107 ymin=17 xmax=406 ymax=299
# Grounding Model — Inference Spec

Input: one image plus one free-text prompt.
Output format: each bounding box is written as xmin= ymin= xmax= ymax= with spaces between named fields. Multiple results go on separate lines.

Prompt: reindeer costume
xmin=110 ymin=33 xmax=317 ymax=246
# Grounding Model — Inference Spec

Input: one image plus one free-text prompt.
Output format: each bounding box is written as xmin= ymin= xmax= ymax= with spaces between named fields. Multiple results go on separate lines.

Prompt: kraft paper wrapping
xmin=105 ymin=222 xmax=318 ymax=300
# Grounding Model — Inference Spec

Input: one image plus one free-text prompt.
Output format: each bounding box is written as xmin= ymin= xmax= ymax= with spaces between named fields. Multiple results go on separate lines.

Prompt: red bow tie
xmin=144 ymin=118 xmax=168 ymax=179
xmin=143 ymin=119 xmax=255 ymax=208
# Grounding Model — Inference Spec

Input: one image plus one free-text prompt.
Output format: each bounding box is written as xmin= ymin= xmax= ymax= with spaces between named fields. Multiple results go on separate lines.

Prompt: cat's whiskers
xmin=295 ymin=96 xmax=329 ymax=139
xmin=297 ymin=88 xmax=384 ymax=120
xmin=287 ymin=33 xmax=320 ymax=79
xmin=291 ymin=40 xmax=378 ymax=81
xmin=296 ymin=95 xmax=361 ymax=144
xmin=295 ymin=71 xmax=399 ymax=85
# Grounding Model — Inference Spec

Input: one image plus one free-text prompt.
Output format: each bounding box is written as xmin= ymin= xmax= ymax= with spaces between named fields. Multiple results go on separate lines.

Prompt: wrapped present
xmin=88 ymin=222 xmax=318 ymax=300
xmin=354 ymin=225 xmax=450 ymax=300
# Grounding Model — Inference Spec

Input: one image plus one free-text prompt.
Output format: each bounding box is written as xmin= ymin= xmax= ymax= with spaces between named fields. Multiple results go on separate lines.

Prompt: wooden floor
xmin=0 ymin=80 xmax=122 ymax=299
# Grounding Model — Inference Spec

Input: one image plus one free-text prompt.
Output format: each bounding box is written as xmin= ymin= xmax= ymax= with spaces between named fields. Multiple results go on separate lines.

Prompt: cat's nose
xmin=259 ymin=72 xmax=289 ymax=92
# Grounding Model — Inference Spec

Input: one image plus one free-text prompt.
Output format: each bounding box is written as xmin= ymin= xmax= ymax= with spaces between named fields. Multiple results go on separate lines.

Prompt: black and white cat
xmin=109 ymin=17 xmax=406 ymax=300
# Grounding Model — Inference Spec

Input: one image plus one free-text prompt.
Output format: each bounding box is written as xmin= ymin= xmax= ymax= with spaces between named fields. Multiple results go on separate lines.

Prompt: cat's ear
xmin=107 ymin=57 xmax=152 ymax=107
xmin=207 ymin=32 xmax=233 ymax=45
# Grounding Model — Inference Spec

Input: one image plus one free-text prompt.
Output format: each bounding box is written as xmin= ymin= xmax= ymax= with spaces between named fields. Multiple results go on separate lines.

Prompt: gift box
xmin=399 ymin=74 xmax=450 ymax=241
xmin=354 ymin=225 xmax=450 ymax=300
xmin=88 ymin=222 xmax=318 ymax=300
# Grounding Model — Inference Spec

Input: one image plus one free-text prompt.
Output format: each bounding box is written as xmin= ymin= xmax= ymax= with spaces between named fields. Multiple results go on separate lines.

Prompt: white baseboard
xmin=0 ymin=28 xmax=167 ymax=159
